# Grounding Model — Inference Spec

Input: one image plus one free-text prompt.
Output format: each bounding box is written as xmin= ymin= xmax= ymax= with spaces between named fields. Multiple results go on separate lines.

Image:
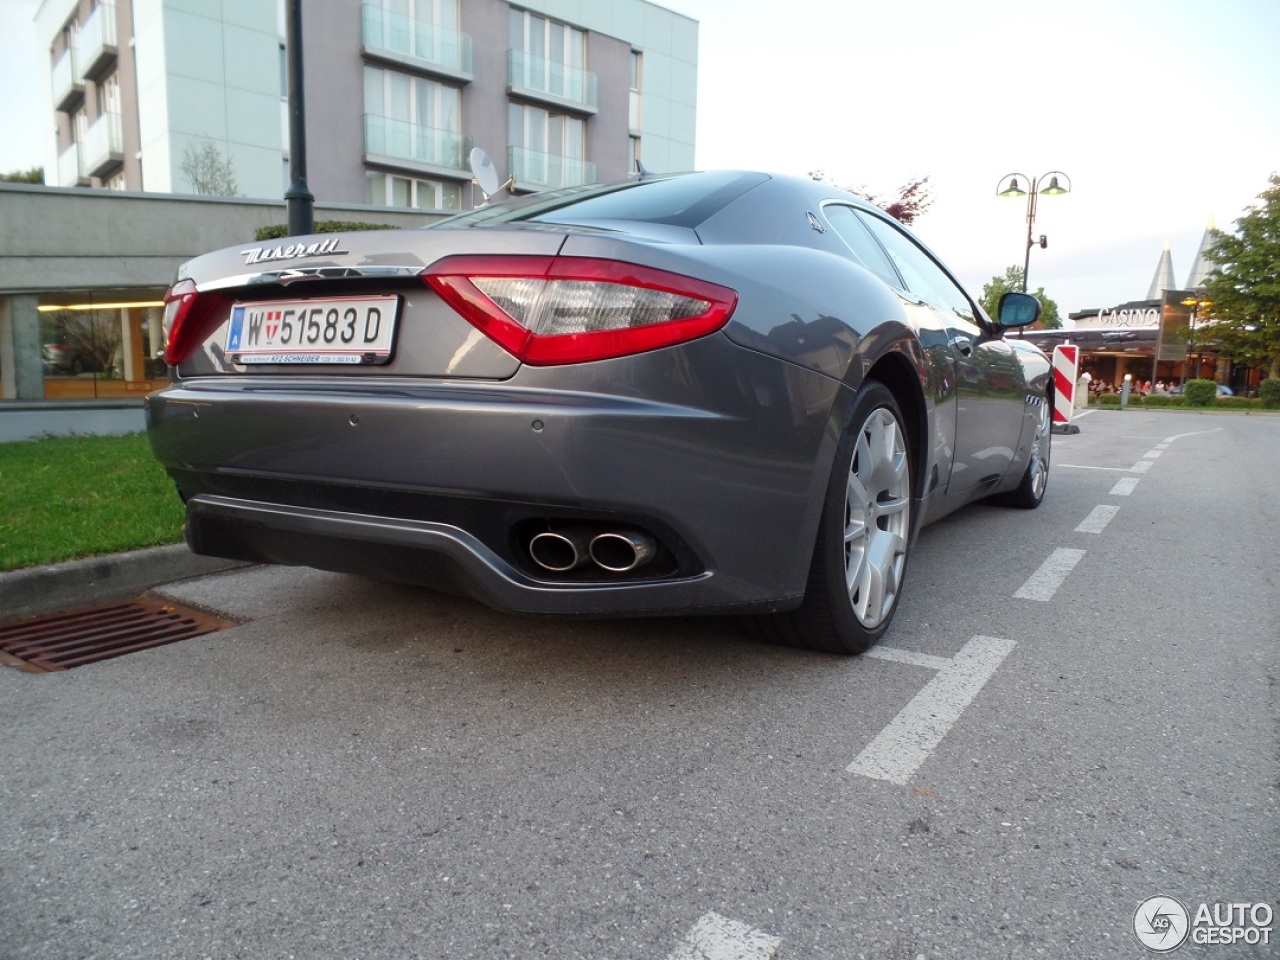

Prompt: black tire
xmin=993 ymin=389 xmax=1052 ymax=509
xmin=752 ymin=381 xmax=913 ymax=655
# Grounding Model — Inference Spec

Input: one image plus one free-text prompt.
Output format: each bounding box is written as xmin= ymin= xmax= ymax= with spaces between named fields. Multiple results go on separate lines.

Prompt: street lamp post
xmin=1179 ymin=293 xmax=1211 ymax=386
xmin=996 ymin=172 xmax=1071 ymax=291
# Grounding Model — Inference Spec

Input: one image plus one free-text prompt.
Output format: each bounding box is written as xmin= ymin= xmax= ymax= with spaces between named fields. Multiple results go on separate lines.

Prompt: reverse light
xmin=161 ymin=279 xmax=225 ymax=365
xmin=422 ymin=255 xmax=737 ymax=364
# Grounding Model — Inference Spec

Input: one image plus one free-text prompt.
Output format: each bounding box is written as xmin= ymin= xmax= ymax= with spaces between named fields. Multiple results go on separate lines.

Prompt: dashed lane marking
xmin=666 ymin=911 xmax=780 ymax=960
xmin=848 ymin=636 xmax=1017 ymax=786
xmin=1076 ymin=505 xmax=1120 ymax=534
xmin=1014 ymin=548 xmax=1087 ymax=601
xmin=1111 ymin=477 xmax=1140 ymax=496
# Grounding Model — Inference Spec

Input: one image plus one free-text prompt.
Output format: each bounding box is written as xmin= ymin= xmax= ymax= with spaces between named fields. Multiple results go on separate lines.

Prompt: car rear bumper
xmin=146 ymin=337 xmax=848 ymax=616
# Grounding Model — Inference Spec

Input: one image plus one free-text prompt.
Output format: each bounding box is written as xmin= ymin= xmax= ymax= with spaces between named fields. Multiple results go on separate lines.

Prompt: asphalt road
xmin=2 ymin=409 xmax=1276 ymax=959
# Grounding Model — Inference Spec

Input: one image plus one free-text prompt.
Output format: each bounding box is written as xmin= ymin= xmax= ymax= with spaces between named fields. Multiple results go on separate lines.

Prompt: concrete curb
xmin=0 ymin=544 xmax=250 ymax=621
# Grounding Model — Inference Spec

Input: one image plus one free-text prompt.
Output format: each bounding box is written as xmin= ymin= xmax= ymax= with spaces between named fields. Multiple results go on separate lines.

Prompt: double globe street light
xmin=996 ymin=171 xmax=1071 ymax=291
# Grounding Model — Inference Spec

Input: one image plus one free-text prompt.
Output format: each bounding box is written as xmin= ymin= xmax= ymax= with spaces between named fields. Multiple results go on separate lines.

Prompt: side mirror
xmin=997 ymin=291 xmax=1041 ymax=329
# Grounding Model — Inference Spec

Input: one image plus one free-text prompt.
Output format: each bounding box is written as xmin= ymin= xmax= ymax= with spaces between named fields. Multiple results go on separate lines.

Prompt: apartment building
xmin=34 ymin=0 xmax=699 ymax=209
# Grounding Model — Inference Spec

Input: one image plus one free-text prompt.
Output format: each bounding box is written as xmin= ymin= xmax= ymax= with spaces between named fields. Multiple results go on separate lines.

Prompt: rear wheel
xmin=753 ymin=381 xmax=913 ymax=655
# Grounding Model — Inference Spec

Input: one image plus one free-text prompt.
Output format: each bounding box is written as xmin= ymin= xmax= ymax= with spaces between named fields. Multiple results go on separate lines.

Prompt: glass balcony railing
xmin=363 ymin=113 xmax=468 ymax=171
xmin=507 ymin=147 xmax=595 ymax=190
xmin=507 ymin=51 xmax=597 ymax=111
xmin=57 ymin=142 xmax=84 ymax=185
xmin=80 ymin=1 xmax=117 ymax=80
xmin=361 ymin=3 xmax=472 ymax=76
xmin=85 ymin=111 xmax=123 ymax=177
xmin=52 ymin=48 xmax=83 ymax=112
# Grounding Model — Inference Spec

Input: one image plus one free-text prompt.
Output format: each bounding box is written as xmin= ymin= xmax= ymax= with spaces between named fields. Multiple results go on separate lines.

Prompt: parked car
xmin=1167 ymin=383 xmax=1233 ymax=396
xmin=41 ymin=342 xmax=106 ymax=375
xmin=146 ymin=171 xmax=1052 ymax=654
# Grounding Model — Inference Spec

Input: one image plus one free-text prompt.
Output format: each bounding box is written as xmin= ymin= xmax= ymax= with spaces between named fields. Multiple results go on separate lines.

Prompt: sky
xmin=2 ymin=0 xmax=1278 ymax=318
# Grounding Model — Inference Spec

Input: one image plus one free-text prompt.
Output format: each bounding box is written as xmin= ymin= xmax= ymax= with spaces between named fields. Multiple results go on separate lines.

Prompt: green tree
xmin=981 ymin=265 xmax=1061 ymax=328
xmin=1 ymin=166 xmax=44 ymax=183
xmin=1202 ymin=173 xmax=1280 ymax=378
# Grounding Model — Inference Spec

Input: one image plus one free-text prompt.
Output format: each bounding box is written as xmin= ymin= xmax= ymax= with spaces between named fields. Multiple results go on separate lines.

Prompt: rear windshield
xmin=428 ymin=172 xmax=768 ymax=230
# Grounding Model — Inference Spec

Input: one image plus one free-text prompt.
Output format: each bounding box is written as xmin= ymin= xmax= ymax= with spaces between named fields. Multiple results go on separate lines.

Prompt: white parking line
xmin=1014 ymin=548 xmax=1086 ymax=600
xmin=1110 ymin=477 xmax=1140 ymax=496
xmin=667 ymin=911 xmax=780 ymax=960
xmin=848 ymin=636 xmax=1016 ymax=786
xmin=1076 ymin=505 xmax=1119 ymax=534
xmin=865 ymin=645 xmax=953 ymax=672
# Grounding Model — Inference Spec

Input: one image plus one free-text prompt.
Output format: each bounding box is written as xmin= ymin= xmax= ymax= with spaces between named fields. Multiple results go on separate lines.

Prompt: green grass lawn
xmin=0 ymin=432 xmax=185 ymax=572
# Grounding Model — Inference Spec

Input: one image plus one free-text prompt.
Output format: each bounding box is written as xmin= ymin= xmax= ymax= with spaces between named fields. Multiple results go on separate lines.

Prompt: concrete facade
xmin=0 ymin=182 xmax=439 ymax=403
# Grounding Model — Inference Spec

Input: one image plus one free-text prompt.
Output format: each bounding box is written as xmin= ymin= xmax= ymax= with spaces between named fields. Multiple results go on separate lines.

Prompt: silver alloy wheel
xmin=844 ymin=406 xmax=912 ymax=628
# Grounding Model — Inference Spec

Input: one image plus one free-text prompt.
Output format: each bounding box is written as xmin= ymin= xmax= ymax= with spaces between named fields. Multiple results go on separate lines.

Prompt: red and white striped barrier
xmin=1052 ymin=345 xmax=1079 ymax=425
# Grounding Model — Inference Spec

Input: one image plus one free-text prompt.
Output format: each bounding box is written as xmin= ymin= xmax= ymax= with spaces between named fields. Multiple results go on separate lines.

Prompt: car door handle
xmin=949 ymin=336 xmax=974 ymax=357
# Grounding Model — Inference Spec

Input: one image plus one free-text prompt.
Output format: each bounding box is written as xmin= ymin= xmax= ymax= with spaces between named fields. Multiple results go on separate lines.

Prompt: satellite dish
xmin=469 ymin=147 xmax=500 ymax=197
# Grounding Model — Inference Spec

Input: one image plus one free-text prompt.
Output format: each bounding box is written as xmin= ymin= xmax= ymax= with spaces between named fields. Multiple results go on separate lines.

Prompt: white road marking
xmin=1130 ymin=460 xmax=1154 ymax=473
xmin=1014 ymin=548 xmax=1086 ymax=601
xmin=1058 ymin=464 xmax=1133 ymax=472
xmin=1143 ymin=449 xmax=1163 ymax=459
xmin=865 ymin=646 xmax=953 ymax=672
xmin=848 ymin=636 xmax=1016 ymax=786
xmin=1163 ymin=428 xmax=1222 ymax=442
xmin=1076 ymin=505 xmax=1120 ymax=534
xmin=1110 ymin=477 xmax=1140 ymax=496
xmin=667 ymin=912 xmax=780 ymax=960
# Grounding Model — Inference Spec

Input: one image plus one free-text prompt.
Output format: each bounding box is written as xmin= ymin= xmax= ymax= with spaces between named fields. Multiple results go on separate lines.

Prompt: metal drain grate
xmin=0 ymin=597 xmax=236 ymax=673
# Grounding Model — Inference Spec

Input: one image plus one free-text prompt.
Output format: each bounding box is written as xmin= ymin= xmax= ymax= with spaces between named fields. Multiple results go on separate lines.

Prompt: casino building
xmin=1019 ymin=223 xmax=1259 ymax=395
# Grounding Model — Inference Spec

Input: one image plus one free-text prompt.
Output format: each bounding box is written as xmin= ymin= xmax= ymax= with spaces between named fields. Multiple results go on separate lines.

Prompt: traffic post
xmin=1052 ymin=344 xmax=1081 ymax=434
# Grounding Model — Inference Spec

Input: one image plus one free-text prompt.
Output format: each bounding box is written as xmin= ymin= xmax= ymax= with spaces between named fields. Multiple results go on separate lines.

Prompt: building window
xmin=508 ymin=8 xmax=590 ymax=103
xmin=508 ymin=103 xmax=591 ymax=188
xmin=629 ymin=50 xmax=642 ymax=131
xmin=363 ymin=65 xmax=463 ymax=168
xmin=367 ymin=170 xmax=461 ymax=210
xmin=363 ymin=0 xmax=465 ymax=70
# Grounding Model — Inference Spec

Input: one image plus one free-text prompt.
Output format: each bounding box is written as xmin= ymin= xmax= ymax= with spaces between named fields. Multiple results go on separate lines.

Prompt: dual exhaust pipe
xmin=529 ymin=526 xmax=656 ymax=574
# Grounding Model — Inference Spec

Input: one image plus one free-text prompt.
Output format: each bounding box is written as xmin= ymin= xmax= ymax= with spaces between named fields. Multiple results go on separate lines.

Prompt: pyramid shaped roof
xmin=1146 ymin=241 xmax=1177 ymax=299
xmin=1185 ymin=217 xmax=1216 ymax=289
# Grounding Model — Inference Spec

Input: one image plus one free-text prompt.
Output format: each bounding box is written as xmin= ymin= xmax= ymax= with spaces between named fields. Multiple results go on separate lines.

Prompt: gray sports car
xmin=146 ymin=171 xmax=1051 ymax=654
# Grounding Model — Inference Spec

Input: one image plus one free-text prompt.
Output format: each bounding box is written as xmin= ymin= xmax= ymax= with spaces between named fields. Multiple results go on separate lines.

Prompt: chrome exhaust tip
xmin=589 ymin=530 xmax=656 ymax=573
xmin=528 ymin=527 xmax=593 ymax=572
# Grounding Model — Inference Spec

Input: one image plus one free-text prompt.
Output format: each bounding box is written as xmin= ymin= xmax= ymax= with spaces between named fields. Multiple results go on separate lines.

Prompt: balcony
xmin=84 ymin=111 xmax=123 ymax=179
xmin=361 ymin=3 xmax=472 ymax=82
xmin=363 ymin=113 xmax=470 ymax=178
xmin=57 ymin=142 xmax=87 ymax=186
xmin=507 ymin=51 xmax=597 ymax=115
xmin=52 ymin=48 xmax=84 ymax=113
xmin=79 ymin=2 xmax=117 ymax=81
xmin=507 ymin=147 xmax=595 ymax=190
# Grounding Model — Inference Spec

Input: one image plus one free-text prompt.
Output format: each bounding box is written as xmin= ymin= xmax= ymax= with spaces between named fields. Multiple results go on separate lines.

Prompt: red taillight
xmin=421 ymin=255 xmax=737 ymax=365
xmin=162 ymin=279 xmax=225 ymax=365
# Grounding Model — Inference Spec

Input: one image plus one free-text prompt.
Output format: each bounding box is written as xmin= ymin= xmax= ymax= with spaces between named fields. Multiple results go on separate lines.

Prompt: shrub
xmin=254 ymin=220 xmax=398 ymax=242
xmin=1142 ymin=394 xmax=1184 ymax=407
xmin=1216 ymin=396 xmax=1258 ymax=410
xmin=1260 ymin=379 xmax=1280 ymax=410
xmin=1097 ymin=393 xmax=1121 ymax=406
xmin=1183 ymin=378 xmax=1217 ymax=407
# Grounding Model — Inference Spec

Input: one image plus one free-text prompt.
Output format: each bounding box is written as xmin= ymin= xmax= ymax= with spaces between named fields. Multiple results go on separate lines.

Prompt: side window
xmin=855 ymin=212 xmax=977 ymax=323
xmin=822 ymin=204 xmax=901 ymax=287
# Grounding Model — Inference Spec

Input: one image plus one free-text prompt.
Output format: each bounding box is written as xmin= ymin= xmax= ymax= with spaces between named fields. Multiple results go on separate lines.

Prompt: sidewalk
xmin=0 ymin=544 xmax=248 ymax=621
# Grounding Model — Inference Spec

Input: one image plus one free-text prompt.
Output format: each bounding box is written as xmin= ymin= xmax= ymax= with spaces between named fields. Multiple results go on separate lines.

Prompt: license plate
xmin=225 ymin=295 xmax=399 ymax=364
